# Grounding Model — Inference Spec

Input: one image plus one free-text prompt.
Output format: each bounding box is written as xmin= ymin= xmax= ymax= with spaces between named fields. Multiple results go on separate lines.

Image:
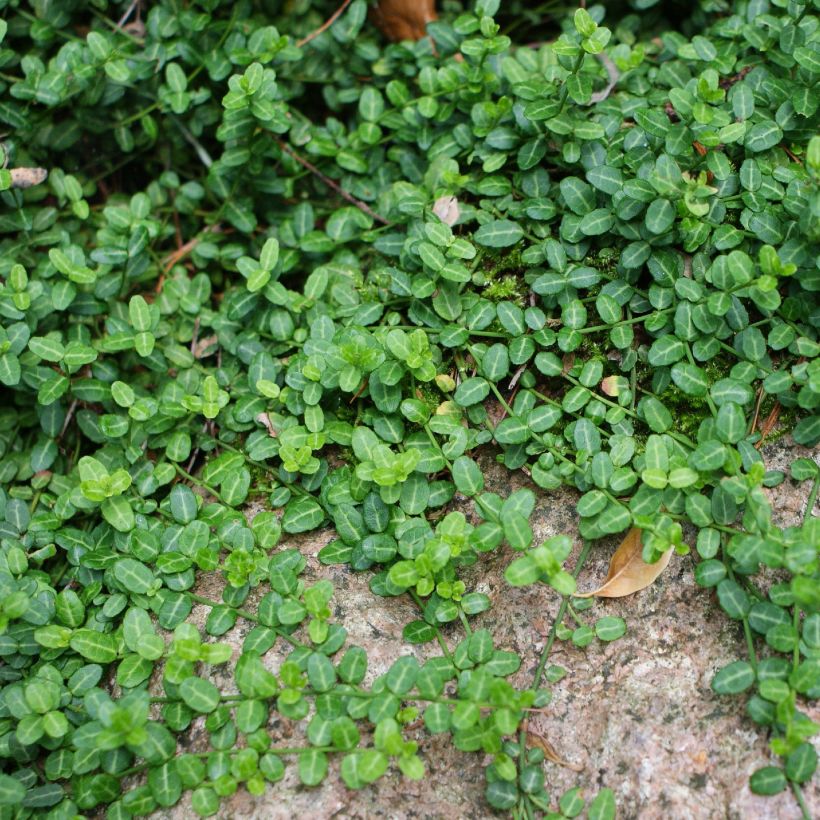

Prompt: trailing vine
xmin=0 ymin=1 xmax=818 ymax=817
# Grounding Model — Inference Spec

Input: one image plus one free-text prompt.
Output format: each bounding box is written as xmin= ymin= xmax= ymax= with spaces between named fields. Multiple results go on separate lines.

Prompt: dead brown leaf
xmin=10 ymin=167 xmax=48 ymax=189
xmin=192 ymin=334 xmax=219 ymax=359
xmin=370 ymin=0 xmax=437 ymax=42
xmin=432 ymin=194 xmax=460 ymax=226
xmin=575 ymin=527 xmax=672 ymax=598
xmin=600 ymin=376 xmax=620 ymax=397
xmin=526 ymin=732 xmax=584 ymax=772
xmin=256 ymin=413 xmax=278 ymax=437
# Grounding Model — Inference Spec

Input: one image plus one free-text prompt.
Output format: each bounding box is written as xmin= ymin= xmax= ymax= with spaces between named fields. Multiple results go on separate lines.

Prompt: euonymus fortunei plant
xmin=0 ymin=0 xmax=818 ymax=817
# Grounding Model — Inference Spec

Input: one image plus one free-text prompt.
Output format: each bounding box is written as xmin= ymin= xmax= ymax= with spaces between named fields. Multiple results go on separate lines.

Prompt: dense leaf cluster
xmin=0 ymin=0 xmax=818 ymax=817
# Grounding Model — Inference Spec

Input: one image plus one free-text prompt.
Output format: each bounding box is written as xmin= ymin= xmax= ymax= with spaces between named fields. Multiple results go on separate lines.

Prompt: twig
xmin=781 ymin=145 xmax=803 ymax=165
xmin=749 ymin=386 xmax=764 ymax=436
xmin=589 ymin=51 xmax=619 ymax=104
xmin=508 ymin=364 xmax=527 ymax=392
xmin=297 ymin=0 xmax=353 ymax=48
xmin=159 ymin=223 xmax=224 ymax=288
xmin=276 ymin=139 xmax=391 ymax=225
xmin=190 ymin=316 xmax=200 ymax=355
xmin=174 ymin=118 xmax=214 ymax=168
xmin=116 ymin=0 xmax=140 ymax=29
xmin=173 ymin=208 xmax=184 ymax=253
xmin=57 ymin=399 xmax=78 ymax=441
xmin=349 ymin=378 xmax=369 ymax=403
xmin=754 ymin=402 xmax=781 ymax=449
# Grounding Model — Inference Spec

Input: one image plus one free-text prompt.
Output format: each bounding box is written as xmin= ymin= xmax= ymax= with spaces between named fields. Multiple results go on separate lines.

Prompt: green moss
xmin=658 ymin=384 xmax=708 ymax=439
xmin=484 ymin=274 xmax=527 ymax=303
xmin=475 ymin=249 xmax=528 ymax=304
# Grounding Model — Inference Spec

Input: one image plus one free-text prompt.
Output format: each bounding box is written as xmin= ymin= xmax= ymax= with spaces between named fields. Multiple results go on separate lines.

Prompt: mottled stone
xmin=152 ymin=438 xmax=819 ymax=819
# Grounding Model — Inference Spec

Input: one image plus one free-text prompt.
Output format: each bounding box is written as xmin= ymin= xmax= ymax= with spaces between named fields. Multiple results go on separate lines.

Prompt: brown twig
xmin=781 ymin=145 xmax=803 ymax=165
xmin=190 ymin=317 xmax=201 ymax=355
xmin=349 ymin=379 xmax=369 ymax=403
xmin=158 ymin=223 xmax=224 ymax=292
xmin=173 ymin=208 xmax=184 ymax=254
xmin=589 ymin=51 xmax=619 ymax=104
xmin=749 ymin=386 xmax=764 ymax=436
xmin=508 ymin=364 xmax=527 ymax=392
xmin=297 ymin=0 xmax=354 ymax=48
xmin=755 ymin=402 xmax=781 ymax=449
xmin=57 ymin=399 xmax=78 ymax=442
xmin=116 ymin=0 xmax=140 ymax=29
xmin=276 ymin=139 xmax=391 ymax=225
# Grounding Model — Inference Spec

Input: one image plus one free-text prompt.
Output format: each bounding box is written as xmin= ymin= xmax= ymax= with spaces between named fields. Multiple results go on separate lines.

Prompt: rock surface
xmin=154 ymin=437 xmax=819 ymax=819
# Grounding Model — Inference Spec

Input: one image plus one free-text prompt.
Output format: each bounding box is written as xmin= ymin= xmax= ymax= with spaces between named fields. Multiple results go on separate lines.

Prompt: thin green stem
xmin=791 ymin=780 xmax=811 ymax=820
xmin=517 ymin=539 xmax=593 ymax=817
xmin=533 ymin=540 xmax=593 ymax=689
xmin=802 ymin=473 xmax=820 ymax=524
xmin=173 ymin=463 xmax=226 ymax=504
xmin=188 ymin=593 xmax=305 ymax=649
xmin=723 ymin=558 xmax=758 ymax=672
xmin=409 ymin=590 xmax=453 ymax=663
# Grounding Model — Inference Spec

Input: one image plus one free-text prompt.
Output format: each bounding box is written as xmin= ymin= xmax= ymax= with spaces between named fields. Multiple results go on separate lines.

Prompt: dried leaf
xmin=600 ymin=376 xmax=620 ymax=397
xmin=10 ymin=167 xmax=48 ymax=189
xmin=433 ymin=194 xmax=459 ymax=226
xmin=370 ymin=0 xmax=437 ymax=42
xmin=193 ymin=334 xmax=218 ymax=359
xmin=256 ymin=413 xmax=277 ymax=437
xmin=526 ymin=732 xmax=584 ymax=772
xmin=576 ymin=527 xmax=672 ymax=598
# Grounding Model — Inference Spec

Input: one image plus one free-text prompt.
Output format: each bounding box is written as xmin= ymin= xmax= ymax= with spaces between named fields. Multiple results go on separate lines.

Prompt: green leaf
xmin=101 ymin=496 xmax=135 ymax=532
xmin=588 ymin=788 xmax=616 ymax=820
xmin=454 ymin=377 xmax=490 ymax=406
xmin=282 ymin=497 xmax=325 ymax=533
xmin=474 ymin=220 xmax=524 ymax=248
xmin=793 ymin=415 xmax=820 ymax=447
xmin=645 ymin=199 xmax=675 ymax=234
xmin=307 ymin=653 xmax=337 ymax=692
xmin=70 ymin=630 xmax=118 ymax=663
xmin=594 ymin=617 xmax=626 ymax=642
xmin=114 ymin=558 xmax=154 ymax=594
xmin=579 ymin=208 xmax=614 ymax=236
xmin=671 ymin=362 xmax=708 ymax=396
xmin=259 ymin=237 xmax=279 ymax=271
xmin=180 ymin=677 xmax=221 ymax=713
xmin=0 ymin=774 xmax=25 ymax=806
xmin=298 ymin=749 xmax=328 ymax=786
xmin=785 ymin=743 xmax=817 ymax=784
xmin=745 ymin=122 xmax=782 ymax=153
xmin=386 ymin=656 xmax=419 ymax=695
xmin=749 ymin=766 xmax=786 ymax=796
xmin=452 ymin=456 xmax=483 ymax=496
xmin=648 ymin=335 xmax=685 ymax=366
xmin=712 ymin=660 xmax=755 ymax=694
xmin=715 ymin=402 xmax=746 ymax=444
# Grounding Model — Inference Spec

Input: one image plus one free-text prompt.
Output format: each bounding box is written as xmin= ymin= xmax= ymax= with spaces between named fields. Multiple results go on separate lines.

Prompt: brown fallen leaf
xmin=432 ymin=194 xmax=459 ymax=226
xmin=256 ymin=413 xmax=278 ymax=437
xmin=575 ymin=527 xmax=672 ymax=598
xmin=526 ymin=732 xmax=584 ymax=772
xmin=192 ymin=334 xmax=219 ymax=359
xmin=370 ymin=0 xmax=437 ymax=42
xmin=10 ymin=167 xmax=48 ymax=189
xmin=600 ymin=375 xmax=620 ymax=397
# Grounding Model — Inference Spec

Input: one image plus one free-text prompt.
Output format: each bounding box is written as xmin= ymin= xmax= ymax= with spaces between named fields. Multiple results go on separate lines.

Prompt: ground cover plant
xmin=0 ymin=0 xmax=818 ymax=816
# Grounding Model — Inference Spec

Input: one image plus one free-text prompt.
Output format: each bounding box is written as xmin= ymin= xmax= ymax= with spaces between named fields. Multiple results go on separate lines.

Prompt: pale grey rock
xmin=151 ymin=438 xmax=819 ymax=819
